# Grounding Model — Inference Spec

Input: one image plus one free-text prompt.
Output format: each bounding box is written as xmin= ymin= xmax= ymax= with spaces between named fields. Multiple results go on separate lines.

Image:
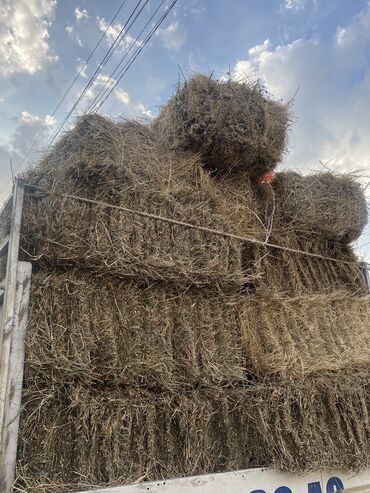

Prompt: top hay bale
xmin=154 ymin=74 xmax=290 ymax=178
xmin=272 ymin=171 xmax=368 ymax=243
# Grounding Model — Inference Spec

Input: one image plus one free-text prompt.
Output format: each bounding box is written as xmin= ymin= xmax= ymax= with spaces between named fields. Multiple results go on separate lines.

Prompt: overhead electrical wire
xmin=1 ymin=0 xmax=178 ymax=205
xmin=86 ymin=0 xmax=167 ymax=113
xmin=0 ymin=0 xmax=129 ymax=202
xmin=93 ymin=0 xmax=178 ymax=113
xmin=14 ymin=0 xmax=129 ymax=174
xmin=37 ymin=0 xmax=150 ymax=155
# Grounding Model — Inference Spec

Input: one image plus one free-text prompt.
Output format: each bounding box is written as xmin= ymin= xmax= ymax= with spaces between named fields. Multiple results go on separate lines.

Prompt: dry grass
xmin=272 ymin=171 xmax=368 ymax=243
xmin=243 ymin=233 xmax=367 ymax=296
xmin=16 ymin=114 xmax=367 ymax=295
xmin=254 ymin=372 xmax=370 ymax=472
xmin=25 ymin=269 xmax=370 ymax=389
xmin=15 ymin=385 xmax=263 ymax=493
xmin=242 ymin=292 xmax=370 ymax=379
xmin=25 ymin=269 xmax=247 ymax=390
xmin=154 ymin=74 xmax=290 ymax=178
xmin=21 ymin=114 xmax=264 ymax=292
xmin=3 ymin=106 xmax=368 ymax=487
xmin=15 ymin=373 xmax=370 ymax=492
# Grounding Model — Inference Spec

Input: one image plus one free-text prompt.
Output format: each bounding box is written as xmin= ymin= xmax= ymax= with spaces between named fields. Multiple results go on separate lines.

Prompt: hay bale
xmin=241 ymin=292 xmax=370 ymax=379
xmin=272 ymin=171 xmax=368 ymax=243
xmin=242 ymin=234 xmax=367 ymax=296
xmin=25 ymin=269 xmax=247 ymax=390
xmin=21 ymin=114 xmax=263 ymax=291
xmin=16 ymin=385 xmax=263 ymax=492
xmin=154 ymin=74 xmax=290 ymax=177
xmin=254 ymin=372 xmax=370 ymax=472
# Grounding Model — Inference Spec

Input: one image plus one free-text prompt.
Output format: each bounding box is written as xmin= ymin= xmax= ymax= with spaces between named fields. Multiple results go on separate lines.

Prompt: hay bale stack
xmin=8 ymin=93 xmax=370 ymax=489
xmin=272 ymin=171 xmax=368 ymax=243
xmin=21 ymin=114 xmax=263 ymax=291
xmin=25 ymin=270 xmax=370 ymax=388
xmin=154 ymin=75 xmax=290 ymax=178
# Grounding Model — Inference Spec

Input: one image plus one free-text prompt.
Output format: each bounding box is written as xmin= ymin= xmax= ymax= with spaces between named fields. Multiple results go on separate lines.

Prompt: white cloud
xmin=0 ymin=0 xmax=57 ymax=77
xmin=115 ymin=88 xmax=131 ymax=105
xmin=114 ymin=88 xmax=153 ymax=119
xmin=283 ymin=0 xmax=307 ymax=10
xmin=66 ymin=24 xmax=84 ymax=47
xmin=229 ymin=3 xmax=370 ymax=177
xmin=334 ymin=4 xmax=370 ymax=50
xmin=157 ymin=21 xmax=186 ymax=52
xmin=249 ymin=38 xmax=271 ymax=58
xmin=75 ymin=7 xmax=88 ymax=22
xmin=20 ymin=111 xmax=56 ymax=127
xmin=97 ymin=17 xmax=141 ymax=51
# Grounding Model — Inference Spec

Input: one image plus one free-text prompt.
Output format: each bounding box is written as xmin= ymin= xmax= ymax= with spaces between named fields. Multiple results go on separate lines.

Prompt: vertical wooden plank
xmin=0 ymin=261 xmax=32 ymax=493
xmin=360 ymin=262 xmax=370 ymax=294
xmin=0 ymin=179 xmax=25 ymax=450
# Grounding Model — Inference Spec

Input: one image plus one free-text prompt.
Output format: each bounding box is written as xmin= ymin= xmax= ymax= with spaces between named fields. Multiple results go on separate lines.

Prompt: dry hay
xmin=20 ymin=114 xmax=264 ymax=292
xmin=272 ymin=171 xmax=368 ymax=243
xmin=26 ymin=268 xmax=370 ymax=390
xmin=254 ymin=371 xmax=370 ymax=472
xmin=243 ymin=233 xmax=367 ymax=296
xmin=15 ymin=372 xmax=370 ymax=492
xmin=154 ymin=74 xmax=290 ymax=178
xmin=241 ymin=292 xmax=370 ymax=379
xmin=25 ymin=269 xmax=248 ymax=390
xmin=15 ymin=385 xmax=263 ymax=493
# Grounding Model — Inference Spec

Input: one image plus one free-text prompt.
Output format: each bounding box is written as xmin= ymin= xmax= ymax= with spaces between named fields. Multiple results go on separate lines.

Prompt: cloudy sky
xmin=0 ymin=0 xmax=370 ymax=257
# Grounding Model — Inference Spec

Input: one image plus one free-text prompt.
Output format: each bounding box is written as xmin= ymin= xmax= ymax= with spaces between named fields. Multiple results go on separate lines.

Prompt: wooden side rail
xmin=0 ymin=180 xmax=32 ymax=493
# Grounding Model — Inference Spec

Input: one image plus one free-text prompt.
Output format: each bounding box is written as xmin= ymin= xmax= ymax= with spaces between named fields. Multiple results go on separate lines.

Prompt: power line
xmin=34 ymin=0 xmax=149 ymax=162
xmin=94 ymin=0 xmax=178 ymax=113
xmin=15 ymin=0 xmax=129 ymax=172
xmin=86 ymin=0 xmax=166 ymax=113
xmin=1 ymin=0 xmax=178 ymax=204
xmin=0 ymin=0 xmax=129 ymax=201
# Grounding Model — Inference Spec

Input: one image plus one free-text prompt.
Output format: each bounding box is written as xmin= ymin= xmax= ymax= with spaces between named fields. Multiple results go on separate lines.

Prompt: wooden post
xmin=0 ymin=262 xmax=32 ymax=493
xmin=0 ymin=179 xmax=25 ymax=450
xmin=360 ymin=261 xmax=370 ymax=294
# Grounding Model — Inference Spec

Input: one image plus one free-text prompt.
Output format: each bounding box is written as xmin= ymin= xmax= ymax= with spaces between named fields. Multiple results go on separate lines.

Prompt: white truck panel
xmin=75 ymin=467 xmax=370 ymax=493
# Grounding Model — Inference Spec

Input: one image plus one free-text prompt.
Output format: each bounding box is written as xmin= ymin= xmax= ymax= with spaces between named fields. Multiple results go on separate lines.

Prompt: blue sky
xmin=0 ymin=0 xmax=370 ymax=257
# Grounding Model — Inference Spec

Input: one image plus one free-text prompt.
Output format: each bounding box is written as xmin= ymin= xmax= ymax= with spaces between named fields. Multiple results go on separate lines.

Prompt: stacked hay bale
xmin=14 ymin=112 xmax=266 ymax=492
xmin=6 ymin=74 xmax=370 ymax=492
xmin=154 ymin=75 xmax=370 ymax=472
